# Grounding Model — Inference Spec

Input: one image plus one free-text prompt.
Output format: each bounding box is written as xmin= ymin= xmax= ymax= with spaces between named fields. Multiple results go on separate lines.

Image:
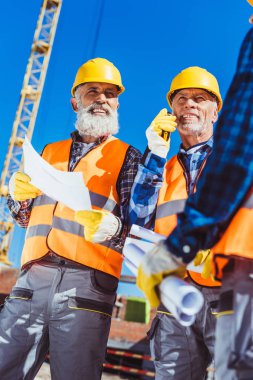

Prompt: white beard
xmin=75 ymin=102 xmax=119 ymax=139
xmin=179 ymin=122 xmax=205 ymax=134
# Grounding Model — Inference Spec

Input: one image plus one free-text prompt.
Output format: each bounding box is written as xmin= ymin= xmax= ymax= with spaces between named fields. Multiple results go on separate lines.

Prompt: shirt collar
xmin=71 ymin=130 xmax=108 ymax=145
xmin=179 ymin=136 xmax=213 ymax=155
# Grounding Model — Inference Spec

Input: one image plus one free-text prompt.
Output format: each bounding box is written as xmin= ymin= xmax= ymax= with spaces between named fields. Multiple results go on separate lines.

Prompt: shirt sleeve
xmin=128 ymin=148 xmax=166 ymax=228
xmin=165 ymin=27 xmax=253 ymax=263
xmin=110 ymin=145 xmax=142 ymax=249
xmin=7 ymin=195 xmax=33 ymax=228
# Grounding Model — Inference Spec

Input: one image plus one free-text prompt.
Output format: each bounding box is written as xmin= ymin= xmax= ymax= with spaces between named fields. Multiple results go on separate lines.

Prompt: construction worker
xmin=137 ymin=14 xmax=253 ymax=380
xmin=130 ymin=66 xmax=222 ymax=380
xmin=78 ymin=66 xmax=222 ymax=379
xmin=0 ymin=58 xmax=143 ymax=380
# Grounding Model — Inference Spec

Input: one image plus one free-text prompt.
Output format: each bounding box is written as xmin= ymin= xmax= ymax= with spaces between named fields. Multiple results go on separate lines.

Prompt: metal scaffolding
xmin=0 ymin=0 xmax=62 ymax=264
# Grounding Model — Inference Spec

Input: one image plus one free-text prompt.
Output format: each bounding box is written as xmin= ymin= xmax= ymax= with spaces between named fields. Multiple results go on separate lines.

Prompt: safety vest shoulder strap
xmin=42 ymin=139 xmax=72 ymax=170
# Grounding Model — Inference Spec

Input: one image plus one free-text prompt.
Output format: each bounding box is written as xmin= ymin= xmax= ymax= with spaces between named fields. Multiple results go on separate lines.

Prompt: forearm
xmin=111 ymin=146 xmax=142 ymax=247
xmin=129 ymin=148 xmax=166 ymax=227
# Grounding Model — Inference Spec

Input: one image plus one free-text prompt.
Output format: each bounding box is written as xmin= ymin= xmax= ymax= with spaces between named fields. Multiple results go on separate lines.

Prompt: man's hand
xmin=9 ymin=172 xmax=41 ymax=201
xmin=146 ymin=109 xmax=177 ymax=158
xmin=193 ymin=250 xmax=213 ymax=280
xmin=75 ymin=210 xmax=121 ymax=243
xmin=137 ymin=240 xmax=186 ymax=307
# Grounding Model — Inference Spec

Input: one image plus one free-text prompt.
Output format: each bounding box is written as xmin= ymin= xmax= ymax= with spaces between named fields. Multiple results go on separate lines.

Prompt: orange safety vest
xmin=155 ymin=155 xmax=220 ymax=287
xmin=21 ymin=136 xmax=130 ymax=279
xmin=212 ymin=185 xmax=253 ymax=280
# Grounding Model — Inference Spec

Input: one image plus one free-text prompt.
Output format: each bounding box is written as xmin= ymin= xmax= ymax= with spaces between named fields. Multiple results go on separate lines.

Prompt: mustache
xmin=85 ymin=102 xmax=112 ymax=115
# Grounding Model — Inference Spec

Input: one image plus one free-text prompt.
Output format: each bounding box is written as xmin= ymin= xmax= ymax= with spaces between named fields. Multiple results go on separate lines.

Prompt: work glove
xmin=146 ymin=108 xmax=177 ymax=158
xmin=193 ymin=249 xmax=213 ymax=280
xmin=75 ymin=210 xmax=121 ymax=243
xmin=9 ymin=172 xmax=41 ymax=201
xmin=137 ymin=240 xmax=186 ymax=307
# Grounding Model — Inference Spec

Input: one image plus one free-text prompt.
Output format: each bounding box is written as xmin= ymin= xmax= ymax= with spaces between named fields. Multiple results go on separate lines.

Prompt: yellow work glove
xmin=146 ymin=108 xmax=177 ymax=158
xmin=137 ymin=240 xmax=186 ymax=307
xmin=9 ymin=172 xmax=41 ymax=201
xmin=193 ymin=249 xmax=213 ymax=280
xmin=75 ymin=210 xmax=121 ymax=243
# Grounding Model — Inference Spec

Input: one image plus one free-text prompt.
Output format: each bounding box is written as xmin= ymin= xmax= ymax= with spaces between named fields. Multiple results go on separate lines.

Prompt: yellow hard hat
xmin=167 ymin=66 xmax=222 ymax=111
xmin=247 ymin=0 xmax=253 ymax=6
xmin=71 ymin=58 xmax=125 ymax=96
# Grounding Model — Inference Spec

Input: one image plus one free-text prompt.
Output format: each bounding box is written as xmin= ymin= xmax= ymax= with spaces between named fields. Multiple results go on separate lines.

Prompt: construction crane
xmin=0 ymin=0 xmax=62 ymax=265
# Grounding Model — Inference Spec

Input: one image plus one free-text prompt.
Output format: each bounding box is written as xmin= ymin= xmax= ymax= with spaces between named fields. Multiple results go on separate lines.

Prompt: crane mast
xmin=0 ymin=0 xmax=62 ymax=265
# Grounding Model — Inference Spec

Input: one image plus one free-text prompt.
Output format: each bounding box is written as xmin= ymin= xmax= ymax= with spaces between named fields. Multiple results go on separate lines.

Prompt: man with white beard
xmin=0 ymin=58 xmax=146 ymax=380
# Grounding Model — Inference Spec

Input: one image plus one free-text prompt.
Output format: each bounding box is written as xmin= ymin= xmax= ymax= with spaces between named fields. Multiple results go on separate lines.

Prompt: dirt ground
xmin=35 ymin=363 xmax=123 ymax=380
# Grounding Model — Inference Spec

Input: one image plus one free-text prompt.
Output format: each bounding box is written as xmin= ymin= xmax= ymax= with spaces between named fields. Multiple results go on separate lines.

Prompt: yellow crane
xmin=0 ymin=0 xmax=62 ymax=265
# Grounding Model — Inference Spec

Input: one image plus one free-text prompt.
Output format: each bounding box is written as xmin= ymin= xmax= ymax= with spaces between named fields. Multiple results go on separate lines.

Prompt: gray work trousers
xmin=149 ymin=280 xmax=220 ymax=380
xmin=215 ymin=258 xmax=253 ymax=380
xmin=0 ymin=258 xmax=117 ymax=380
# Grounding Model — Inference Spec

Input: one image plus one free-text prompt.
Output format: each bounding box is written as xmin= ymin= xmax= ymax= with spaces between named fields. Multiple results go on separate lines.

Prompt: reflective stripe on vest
xmin=156 ymin=199 xmax=186 ymax=220
xmin=90 ymin=191 xmax=119 ymax=213
xmin=21 ymin=137 xmax=129 ymax=278
xmin=155 ymin=155 xmax=220 ymax=287
xmin=212 ymin=187 xmax=253 ymax=280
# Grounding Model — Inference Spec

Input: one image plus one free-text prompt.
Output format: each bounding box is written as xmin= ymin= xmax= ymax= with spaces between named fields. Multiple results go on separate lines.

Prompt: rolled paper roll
xmin=123 ymin=242 xmax=204 ymax=327
xmin=130 ymin=224 xmax=164 ymax=243
xmin=159 ymin=276 xmax=204 ymax=316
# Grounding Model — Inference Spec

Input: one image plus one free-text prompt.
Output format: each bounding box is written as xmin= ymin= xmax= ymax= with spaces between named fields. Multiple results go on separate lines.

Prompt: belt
xmin=39 ymin=252 xmax=92 ymax=271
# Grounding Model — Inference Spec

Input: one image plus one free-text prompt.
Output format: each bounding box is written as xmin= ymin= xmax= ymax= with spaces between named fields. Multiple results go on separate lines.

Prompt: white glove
xmin=75 ymin=210 xmax=121 ymax=243
xmin=146 ymin=109 xmax=177 ymax=158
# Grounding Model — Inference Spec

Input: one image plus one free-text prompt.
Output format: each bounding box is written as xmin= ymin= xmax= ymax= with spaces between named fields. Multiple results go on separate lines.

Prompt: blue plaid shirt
xmin=166 ymin=27 xmax=253 ymax=263
xmin=129 ymin=138 xmax=213 ymax=229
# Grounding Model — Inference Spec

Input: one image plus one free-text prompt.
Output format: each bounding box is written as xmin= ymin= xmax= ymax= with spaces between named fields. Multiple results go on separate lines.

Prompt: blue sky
xmin=0 ymin=0 xmax=251 ymax=295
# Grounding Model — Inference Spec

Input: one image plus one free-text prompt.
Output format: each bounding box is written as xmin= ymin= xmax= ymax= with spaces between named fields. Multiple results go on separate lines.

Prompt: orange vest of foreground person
xmin=21 ymin=136 xmax=129 ymax=279
xmin=212 ymin=185 xmax=253 ymax=280
xmin=155 ymin=155 xmax=220 ymax=287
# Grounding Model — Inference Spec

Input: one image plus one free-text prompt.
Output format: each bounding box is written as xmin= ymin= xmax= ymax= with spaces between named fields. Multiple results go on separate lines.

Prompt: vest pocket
xmin=68 ymin=296 xmax=113 ymax=318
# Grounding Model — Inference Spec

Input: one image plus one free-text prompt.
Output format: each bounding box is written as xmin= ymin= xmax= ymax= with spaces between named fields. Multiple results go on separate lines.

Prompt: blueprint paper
xmin=123 ymin=241 xmax=204 ymax=326
xmin=23 ymin=137 xmax=91 ymax=211
xmin=128 ymin=225 xmax=204 ymax=274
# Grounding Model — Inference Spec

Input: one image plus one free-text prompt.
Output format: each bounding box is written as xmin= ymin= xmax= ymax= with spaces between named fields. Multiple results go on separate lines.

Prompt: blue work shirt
xmin=129 ymin=139 xmax=213 ymax=229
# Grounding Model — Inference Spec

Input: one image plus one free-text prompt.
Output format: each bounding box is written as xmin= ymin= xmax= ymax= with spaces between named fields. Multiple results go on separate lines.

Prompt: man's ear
xmin=117 ymin=101 xmax=120 ymax=110
xmin=212 ymin=108 xmax=218 ymax=124
xmin=71 ymin=97 xmax=78 ymax=112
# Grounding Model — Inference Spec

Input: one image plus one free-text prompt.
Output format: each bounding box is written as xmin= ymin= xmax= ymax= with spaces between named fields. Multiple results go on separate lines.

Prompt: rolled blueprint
xmin=129 ymin=225 xmax=204 ymax=274
xmin=159 ymin=276 xmax=203 ymax=317
xmin=130 ymin=224 xmax=164 ymax=243
xmin=123 ymin=241 xmax=204 ymax=327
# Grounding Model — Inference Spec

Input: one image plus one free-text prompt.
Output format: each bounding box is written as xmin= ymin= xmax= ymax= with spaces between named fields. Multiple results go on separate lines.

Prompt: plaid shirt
xmin=129 ymin=139 xmax=213 ymax=228
xmin=7 ymin=131 xmax=142 ymax=248
xmin=178 ymin=138 xmax=213 ymax=195
xmin=166 ymin=27 xmax=253 ymax=263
